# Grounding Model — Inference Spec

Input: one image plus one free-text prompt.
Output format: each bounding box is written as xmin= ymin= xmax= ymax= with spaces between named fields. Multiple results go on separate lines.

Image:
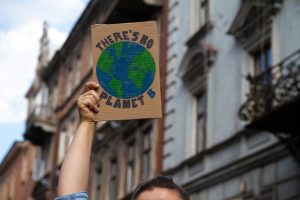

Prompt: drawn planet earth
xmin=96 ymin=41 xmax=156 ymax=99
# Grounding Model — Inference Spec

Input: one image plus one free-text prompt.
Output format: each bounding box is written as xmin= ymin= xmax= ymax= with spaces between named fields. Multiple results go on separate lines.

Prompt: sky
xmin=0 ymin=0 xmax=90 ymax=163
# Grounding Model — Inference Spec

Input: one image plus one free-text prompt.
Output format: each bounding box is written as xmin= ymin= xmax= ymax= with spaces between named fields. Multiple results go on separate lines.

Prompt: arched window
xmin=179 ymin=44 xmax=216 ymax=95
xmin=179 ymin=44 xmax=216 ymax=153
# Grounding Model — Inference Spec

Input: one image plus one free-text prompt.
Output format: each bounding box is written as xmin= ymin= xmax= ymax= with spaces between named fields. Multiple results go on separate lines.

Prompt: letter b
xmin=147 ymin=89 xmax=156 ymax=99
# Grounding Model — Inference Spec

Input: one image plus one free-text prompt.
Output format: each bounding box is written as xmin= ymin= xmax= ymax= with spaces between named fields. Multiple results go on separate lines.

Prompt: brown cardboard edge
xmin=90 ymin=20 xmax=157 ymax=29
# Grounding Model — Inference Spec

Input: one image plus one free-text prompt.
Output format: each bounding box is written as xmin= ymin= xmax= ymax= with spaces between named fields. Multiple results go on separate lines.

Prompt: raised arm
xmin=57 ymin=82 xmax=100 ymax=196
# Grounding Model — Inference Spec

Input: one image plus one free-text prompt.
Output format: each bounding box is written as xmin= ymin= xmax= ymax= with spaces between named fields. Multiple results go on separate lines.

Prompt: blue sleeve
xmin=54 ymin=192 xmax=89 ymax=200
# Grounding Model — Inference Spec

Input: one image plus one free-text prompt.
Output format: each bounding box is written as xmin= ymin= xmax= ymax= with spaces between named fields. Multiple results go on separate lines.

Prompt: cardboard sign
xmin=91 ymin=21 xmax=162 ymax=121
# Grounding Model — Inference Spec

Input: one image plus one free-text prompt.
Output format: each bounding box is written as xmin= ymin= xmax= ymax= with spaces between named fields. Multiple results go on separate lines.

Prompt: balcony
xmin=24 ymin=105 xmax=56 ymax=146
xmin=239 ymin=49 xmax=300 ymax=162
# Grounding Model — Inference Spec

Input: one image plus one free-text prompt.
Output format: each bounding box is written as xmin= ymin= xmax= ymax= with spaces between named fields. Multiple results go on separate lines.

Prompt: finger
xmin=81 ymin=96 xmax=97 ymax=107
xmin=79 ymin=102 xmax=99 ymax=114
xmin=88 ymin=90 xmax=100 ymax=106
xmin=81 ymin=96 xmax=99 ymax=113
xmin=83 ymin=81 xmax=99 ymax=94
xmin=82 ymin=90 xmax=100 ymax=105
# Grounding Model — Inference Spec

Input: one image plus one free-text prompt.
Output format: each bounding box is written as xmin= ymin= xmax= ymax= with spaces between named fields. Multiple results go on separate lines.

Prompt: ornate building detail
xmin=239 ymin=49 xmax=300 ymax=163
xmin=36 ymin=21 xmax=49 ymax=76
xmin=239 ymin=49 xmax=300 ymax=123
xmin=228 ymin=0 xmax=283 ymax=51
xmin=24 ymin=22 xmax=54 ymax=146
xmin=179 ymin=44 xmax=217 ymax=95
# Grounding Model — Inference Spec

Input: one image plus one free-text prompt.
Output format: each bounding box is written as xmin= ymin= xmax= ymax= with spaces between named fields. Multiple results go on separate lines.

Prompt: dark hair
xmin=131 ymin=176 xmax=190 ymax=200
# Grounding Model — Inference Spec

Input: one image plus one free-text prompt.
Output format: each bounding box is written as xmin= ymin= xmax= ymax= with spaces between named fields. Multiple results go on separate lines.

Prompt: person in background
xmin=55 ymin=81 xmax=190 ymax=200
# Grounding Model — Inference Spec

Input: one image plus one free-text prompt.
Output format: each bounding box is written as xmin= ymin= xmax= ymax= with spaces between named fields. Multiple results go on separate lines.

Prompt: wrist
xmin=79 ymin=120 xmax=96 ymax=126
xmin=78 ymin=121 xmax=96 ymax=137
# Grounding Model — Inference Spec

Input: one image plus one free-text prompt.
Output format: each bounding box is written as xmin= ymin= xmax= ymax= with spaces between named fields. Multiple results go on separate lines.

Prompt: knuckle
xmin=93 ymin=91 xmax=100 ymax=99
xmin=88 ymin=99 xmax=94 ymax=105
xmin=77 ymin=97 xmax=82 ymax=104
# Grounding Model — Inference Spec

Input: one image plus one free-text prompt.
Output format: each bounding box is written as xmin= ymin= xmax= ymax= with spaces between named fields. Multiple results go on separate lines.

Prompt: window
xmin=39 ymin=85 xmax=49 ymax=120
xmin=52 ymin=83 xmax=59 ymax=109
xmin=42 ymin=138 xmax=51 ymax=173
xmin=126 ymin=141 xmax=135 ymax=192
xmin=251 ymin=45 xmax=273 ymax=112
xmin=33 ymin=139 xmax=50 ymax=180
xmin=95 ymin=169 xmax=102 ymax=200
xmin=75 ymin=54 xmax=82 ymax=86
xmin=110 ymin=158 xmax=117 ymax=200
xmin=253 ymin=45 xmax=272 ymax=79
xmin=9 ymin=174 xmax=15 ymax=199
xmin=196 ymin=92 xmax=207 ymax=152
xmin=142 ymin=126 xmax=152 ymax=180
xmin=68 ymin=115 xmax=77 ymax=138
xmin=58 ymin=127 xmax=70 ymax=164
xmin=200 ymin=0 xmax=209 ymax=28
xmin=179 ymin=46 xmax=211 ymax=153
xmin=179 ymin=45 xmax=215 ymax=95
xmin=65 ymin=66 xmax=73 ymax=98
xmin=21 ymin=150 xmax=28 ymax=183
xmin=28 ymin=98 xmax=34 ymax=115
xmin=1 ymin=181 xmax=9 ymax=200
xmin=47 ymin=88 xmax=53 ymax=114
xmin=58 ymin=109 xmax=78 ymax=163
xmin=42 ymin=84 xmax=49 ymax=106
xmin=34 ymin=90 xmax=43 ymax=115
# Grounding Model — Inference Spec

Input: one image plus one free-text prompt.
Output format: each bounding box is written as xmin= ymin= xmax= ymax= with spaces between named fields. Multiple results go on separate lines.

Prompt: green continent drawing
xmin=96 ymin=41 xmax=155 ymax=99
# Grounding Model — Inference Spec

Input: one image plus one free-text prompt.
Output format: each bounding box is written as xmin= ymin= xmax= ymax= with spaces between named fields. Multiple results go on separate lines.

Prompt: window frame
xmin=199 ymin=0 xmax=209 ymax=28
xmin=75 ymin=54 xmax=82 ymax=86
xmin=65 ymin=65 xmax=73 ymax=98
xmin=253 ymin=44 xmax=272 ymax=76
xmin=110 ymin=158 xmax=118 ymax=200
xmin=126 ymin=140 xmax=136 ymax=193
xmin=141 ymin=125 xmax=152 ymax=180
xmin=94 ymin=168 xmax=102 ymax=200
xmin=196 ymin=91 xmax=207 ymax=153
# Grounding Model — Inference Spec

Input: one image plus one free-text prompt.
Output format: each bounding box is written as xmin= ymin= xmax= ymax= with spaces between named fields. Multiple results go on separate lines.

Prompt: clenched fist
xmin=77 ymin=81 xmax=101 ymax=123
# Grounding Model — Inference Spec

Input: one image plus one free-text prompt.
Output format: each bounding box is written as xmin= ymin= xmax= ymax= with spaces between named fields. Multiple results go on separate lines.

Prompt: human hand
xmin=77 ymin=81 xmax=100 ymax=123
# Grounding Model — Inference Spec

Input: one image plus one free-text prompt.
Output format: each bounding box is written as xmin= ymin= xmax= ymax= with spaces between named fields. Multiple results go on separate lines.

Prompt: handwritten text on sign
xmin=91 ymin=21 xmax=162 ymax=120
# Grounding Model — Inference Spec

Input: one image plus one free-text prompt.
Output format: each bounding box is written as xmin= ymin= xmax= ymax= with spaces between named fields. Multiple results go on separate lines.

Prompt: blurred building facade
xmin=1 ymin=0 xmax=300 ymax=200
xmin=0 ymin=141 xmax=36 ymax=200
xmin=163 ymin=0 xmax=300 ymax=199
xmin=20 ymin=0 xmax=165 ymax=200
xmin=22 ymin=21 xmax=57 ymax=200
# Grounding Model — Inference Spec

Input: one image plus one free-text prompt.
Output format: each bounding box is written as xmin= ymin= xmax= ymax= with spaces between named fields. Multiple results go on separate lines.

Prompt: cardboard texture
xmin=91 ymin=21 xmax=162 ymax=121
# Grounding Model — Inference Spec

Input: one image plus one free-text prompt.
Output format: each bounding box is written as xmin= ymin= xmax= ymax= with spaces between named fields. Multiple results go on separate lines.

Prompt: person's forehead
xmin=136 ymin=188 xmax=182 ymax=200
